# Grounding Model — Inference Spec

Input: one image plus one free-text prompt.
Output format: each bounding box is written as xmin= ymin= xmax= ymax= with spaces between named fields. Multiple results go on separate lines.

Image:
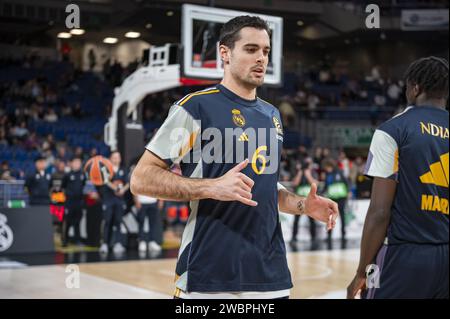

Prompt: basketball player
xmin=131 ymin=16 xmax=339 ymax=299
xmin=347 ymin=57 xmax=449 ymax=299
xmin=98 ymin=151 xmax=129 ymax=254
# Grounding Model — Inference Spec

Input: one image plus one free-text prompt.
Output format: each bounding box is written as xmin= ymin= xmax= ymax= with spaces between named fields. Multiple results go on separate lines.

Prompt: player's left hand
xmin=347 ymin=273 xmax=366 ymax=299
xmin=304 ymin=183 xmax=339 ymax=230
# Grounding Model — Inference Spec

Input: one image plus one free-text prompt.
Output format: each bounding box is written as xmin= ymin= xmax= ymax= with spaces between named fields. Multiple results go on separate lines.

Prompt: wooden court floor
xmin=0 ymin=249 xmax=359 ymax=299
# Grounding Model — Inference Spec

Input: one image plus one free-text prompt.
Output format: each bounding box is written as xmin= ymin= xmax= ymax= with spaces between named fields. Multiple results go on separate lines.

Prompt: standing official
xmin=25 ymin=156 xmax=51 ymax=206
xmin=61 ymin=157 xmax=86 ymax=246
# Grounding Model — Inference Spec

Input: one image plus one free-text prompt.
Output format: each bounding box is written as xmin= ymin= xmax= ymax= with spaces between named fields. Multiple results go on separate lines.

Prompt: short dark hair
xmin=35 ymin=155 xmax=46 ymax=162
xmin=71 ymin=156 xmax=83 ymax=162
xmin=322 ymin=158 xmax=336 ymax=169
xmin=404 ymin=56 xmax=449 ymax=100
xmin=219 ymin=15 xmax=271 ymax=49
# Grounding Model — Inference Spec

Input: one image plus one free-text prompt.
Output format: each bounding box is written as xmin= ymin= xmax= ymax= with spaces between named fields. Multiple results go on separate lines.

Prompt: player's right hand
xmin=347 ymin=273 xmax=366 ymax=299
xmin=210 ymin=159 xmax=257 ymax=206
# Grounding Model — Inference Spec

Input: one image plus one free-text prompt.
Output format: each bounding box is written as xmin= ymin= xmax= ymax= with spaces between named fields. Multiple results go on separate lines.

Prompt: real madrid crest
xmin=232 ymin=109 xmax=245 ymax=127
xmin=0 ymin=213 xmax=13 ymax=252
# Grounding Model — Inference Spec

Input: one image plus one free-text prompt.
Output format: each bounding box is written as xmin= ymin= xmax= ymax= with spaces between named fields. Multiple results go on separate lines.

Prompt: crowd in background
xmin=278 ymin=145 xmax=371 ymax=248
xmin=276 ymin=61 xmax=406 ymax=128
xmin=0 ymin=54 xmax=403 ymax=179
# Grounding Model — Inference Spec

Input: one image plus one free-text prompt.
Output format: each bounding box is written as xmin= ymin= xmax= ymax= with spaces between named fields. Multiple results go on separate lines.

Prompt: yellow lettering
xmin=420 ymin=122 xmax=449 ymax=139
xmin=422 ymin=195 xmax=434 ymax=211
xmin=432 ymin=195 xmax=441 ymax=212
xmin=430 ymin=124 xmax=440 ymax=137
xmin=420 ymin=122 xmax=431 ymax=135
xmin=422 ymin=194 xmax=449 ymax=215
xmin=440 ymin=198 xmax=449 ymax=215
xmin=252 ymin=145 xmax=268 ymax=175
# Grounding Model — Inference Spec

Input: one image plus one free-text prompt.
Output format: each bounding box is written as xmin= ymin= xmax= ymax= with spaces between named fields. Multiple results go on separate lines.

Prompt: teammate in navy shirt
xmin=131 ymin=16 xmax=339 ymax=299
xmin=347 ymin=56 xmax=449 ymax=299
xmin=97 ymin=151 xmax=130 ymax=254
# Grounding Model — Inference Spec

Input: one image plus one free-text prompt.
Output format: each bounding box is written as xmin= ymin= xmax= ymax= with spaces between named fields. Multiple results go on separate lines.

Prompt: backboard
xmin=181 ymin=4 xmax=283 ymax=85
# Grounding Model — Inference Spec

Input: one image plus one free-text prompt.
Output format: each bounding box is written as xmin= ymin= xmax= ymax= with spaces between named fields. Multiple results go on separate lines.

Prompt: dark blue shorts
xmin=363 ymin=243 xmax=449 ymax=299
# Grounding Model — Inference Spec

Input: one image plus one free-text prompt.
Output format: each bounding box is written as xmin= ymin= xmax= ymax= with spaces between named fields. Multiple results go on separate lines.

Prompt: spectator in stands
xmin=350 ymin=156 xmax=372 ymax=198
xmin=387 ymin=79 xmax=402 ymax=104
xmin=0 ymin=128 xmax=8 ymax=146
xmin=44 ymin=88 xmax=58 ymax=105
xmin=279 ymin=158 xmax=291 ymax=183
xmin=42 ymin=148 xmax=55 ymax=171
xmin=10 ymin=121 xmax=29 ymax=140
xmin=61 ymin=104 xmax=72 ymax=117
xmin=322 ymin=147 xmax=331 ymax=159
xmin=346 ymin=78 xmax=359 ymax=98
xmin=24 ymin=132 xmax=40 ymax=151
xmin=28 ymin=103 xmax=41 ymax=121
xmin=367 ymin=65 xmax=381 ymax=82
xmin=1 ymin=169 xmax=15 ymax=181
xmin=0 ymin=161 xmax=9 ymax=176
xmin=293 ymin=89 xmax=307 ymax=108
xmin=319 ymin=69 xmax=331 ymax=83
xmin=359 ymin=89 xmax=369 ymax=102
xmin=73 ymin=146 xmax=85 ymax=161
xmin=30 ymin=79 xmax=42 ymax=98
xmin=307 ymin=93 xmax=320 ymax=118
xmin=0 ymin=115 xmax=7 ymax=127
xmin=297 ymin=145 xmax=309 ymax=164
xmin=279 ymin=96 xmax=296 ymax=128
xmin=313 ymin=147 xmax=323 ymax=165
xmin=56 ymin=145 xmax=71 ymax=162
xmin=349 ymin=156 xmax=365 ymax=190
xmin=41 ymin=134 xmax=56 ymax=152
xmin=338 ymin=151 xmax=351 ymax=179
xmin=44 ymin=108 xmax=58 ymax=122
xmin=24 ymin=156 xmax=51 ymax=206
xmin=374 ymin=94 xmax=386 ymax=107
xmin=51 ymin=158 xmax=68 ymax=178
xmin=0 ymin=161 xmax=15 ymax=181
xmin=72 ymin=103 xmax=83 ymax=119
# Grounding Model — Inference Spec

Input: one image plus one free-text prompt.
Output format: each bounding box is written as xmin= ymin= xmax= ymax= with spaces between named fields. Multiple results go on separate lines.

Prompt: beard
xmin=234 ymin=71 xmax=265 ymax=89
xmin=246 ymin=74 xmax=265 ymax=87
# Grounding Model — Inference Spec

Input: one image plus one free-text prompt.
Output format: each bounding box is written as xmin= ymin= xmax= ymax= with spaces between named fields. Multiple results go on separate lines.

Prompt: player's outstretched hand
xmin=211 ymin=159 xmax=257 ymax=206
xmin=304 ymin=183 xmax=339 ymax=230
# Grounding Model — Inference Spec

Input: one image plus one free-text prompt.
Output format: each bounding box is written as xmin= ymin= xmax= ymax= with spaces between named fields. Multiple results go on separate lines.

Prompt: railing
xmin=0 ymin=180 xmax=28 ymax=208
